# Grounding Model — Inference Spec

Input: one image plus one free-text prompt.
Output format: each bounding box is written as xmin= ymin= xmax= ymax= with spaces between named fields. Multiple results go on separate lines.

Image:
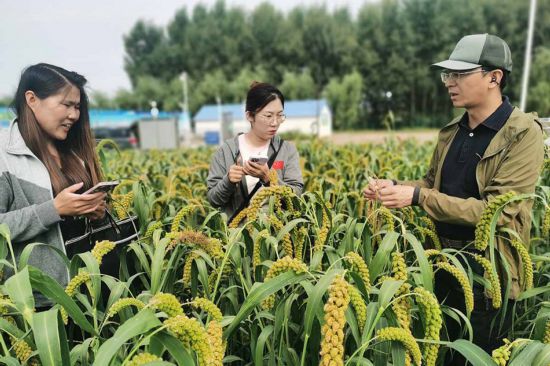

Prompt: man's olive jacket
xmin=401 ymin=107 xmax=545 ymax=299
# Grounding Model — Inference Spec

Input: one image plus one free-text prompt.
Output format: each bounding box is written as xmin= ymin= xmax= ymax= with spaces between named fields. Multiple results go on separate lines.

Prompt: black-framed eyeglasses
xmin=440 ymin=69 xmax=489 ymax=84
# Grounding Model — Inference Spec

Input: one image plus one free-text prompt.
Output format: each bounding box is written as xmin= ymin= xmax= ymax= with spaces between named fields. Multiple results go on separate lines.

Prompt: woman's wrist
xmin=53 ymin=197 xmax=64 ymax=216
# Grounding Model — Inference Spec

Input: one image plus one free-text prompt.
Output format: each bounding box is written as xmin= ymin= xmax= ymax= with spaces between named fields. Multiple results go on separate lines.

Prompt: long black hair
xmin=11 ymin=63 xmax=102 ymax=194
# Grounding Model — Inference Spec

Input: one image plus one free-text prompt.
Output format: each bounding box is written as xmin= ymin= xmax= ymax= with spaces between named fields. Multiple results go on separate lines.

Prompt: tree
xmin=114 ymin=89 xmax=139 ymax=110
xmin=227 ymin=67 xmax=269 ymax=103
xmin=279 ymin=69 xmax=316 ymax=100
xmin=0 ymin=96 xmax=12 ymax=107
xmin=116 ymin=0 xmax=550 ymax=128
xmin=249 ymin=3 xmax=288 ymax=82
xmin=300 ymin=6 xmax=357 ymax=88
xmin=123 ymin=20 xmax=167 ymax=86
xmin=527 ymin=47 xmax=550 ymax=116
xmin=189 ymin=70 xmax=229 ymax=115
xmin=323 ymin=71 xmax=364 ymax=130
xmin=90 ymin=91 xmax=116 ymax=109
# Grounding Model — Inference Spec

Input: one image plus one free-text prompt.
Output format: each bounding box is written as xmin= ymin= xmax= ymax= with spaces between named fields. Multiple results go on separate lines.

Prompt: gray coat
xmin=0 ymin=122 xmax=69 ymax=306
xmin=207 ymin=134 xmax=304 ymax=218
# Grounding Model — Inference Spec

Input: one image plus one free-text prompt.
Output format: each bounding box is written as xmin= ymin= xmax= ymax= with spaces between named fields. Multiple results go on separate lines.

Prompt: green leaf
xmin=73 ymin=252 xmax=102 ymax=304
xmin=0 ymin=224 xmax=12 ymax=246
xmin=0 ymin=317 xmax=24 ymax=338
xmin=378 ymin=279 xmax=403 ymax=309
xmin=345 ymin=357 xmax=374 ymax=366
xmin=149 ymin=332 xmax=195 ymax=366
xmin=509 ymin=341 xmax=545 ymax=366
xmin=518 ymin=285 xmax=550 ymax=300
xmin=254 ymin=325 xmax=274 ymax=366
xmin=275 ymin=218 xmax=308 ymax=243
xmin=4 ymin=266 xmax=35 ymax=324
xmin=533 ymin=343 xmax=550 ymax=366
xmin=446 ymin=339 xmax=497 ymax=366
xmin=363 ymin=302 xmax=381 ymax=344
xmin=69 ymin=338 xmax=94 ymax=366
xmin=0 ymin=356 xmax=21 ymax=366
xmin=390 ymin=342 xmax=406 ymax=366
xmin=194 ymin=256 xmax=210 ymax=295
xmin=18 ymin=243 xmax=70 ymax=271
xmin=28 ymin=266 xmax=96 ymax=335
xmin=33 ymin=308 xmax=70 ymax=366
xmin=370 ymin=231 xmax=399 ymax=280
xmin=93 ymin=309 xmax=162 ymax=366
xmin=150 ymin=238 xmax=169 ymax=294
xmin=0 ymin=224 xmax=9 ymax=266
xmin=128 ymin=241 xmax=151 ymax=275
xmin=133 ymin=182 xmax=150 ymax=226
xmin=224 ymin=271 xmax=308 ymax=339
xmin=403 ymin=232 xmax=433 ymax=292
xmin=303 ymin=269 xmax=343 ymax=338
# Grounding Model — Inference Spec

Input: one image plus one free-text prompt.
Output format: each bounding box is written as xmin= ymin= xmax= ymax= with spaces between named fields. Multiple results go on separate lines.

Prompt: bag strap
xmin=228 ymin=139 xmax=284 ymax=224
xmin=104 ymin=210 xmax=121 ymax=235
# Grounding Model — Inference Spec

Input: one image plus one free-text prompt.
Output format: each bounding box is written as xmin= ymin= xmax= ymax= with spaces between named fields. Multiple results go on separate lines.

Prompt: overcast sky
xmin=0 ymin=0 xmax=371 ymax=99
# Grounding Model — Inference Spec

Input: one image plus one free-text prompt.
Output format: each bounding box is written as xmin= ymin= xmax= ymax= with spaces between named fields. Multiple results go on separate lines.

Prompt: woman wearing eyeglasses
xmin=207 ymin=81 xmax=304 ymax=221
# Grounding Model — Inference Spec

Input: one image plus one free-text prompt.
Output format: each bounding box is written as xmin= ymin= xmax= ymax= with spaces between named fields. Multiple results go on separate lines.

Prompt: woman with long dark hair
xmin=0 ymin=63 xmax=106 ymax=305
xmin=207 ymin=81 xmax=303 ymax=220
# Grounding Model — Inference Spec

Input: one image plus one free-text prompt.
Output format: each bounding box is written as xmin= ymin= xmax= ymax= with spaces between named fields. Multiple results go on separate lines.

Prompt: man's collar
xmin=458 ymin=96 xmax=513 ymax=131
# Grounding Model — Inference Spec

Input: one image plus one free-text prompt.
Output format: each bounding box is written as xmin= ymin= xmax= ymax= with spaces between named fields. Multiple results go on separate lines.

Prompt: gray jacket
xmin=207 ymin=134 xmax=304 ymax=218
xmin=0 ymin=122 xmax=69 ymax=306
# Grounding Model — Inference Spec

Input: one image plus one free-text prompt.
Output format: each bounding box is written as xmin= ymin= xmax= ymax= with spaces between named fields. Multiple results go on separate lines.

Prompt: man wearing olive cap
xmin=364 ymin=34 xmax=544 ymax=363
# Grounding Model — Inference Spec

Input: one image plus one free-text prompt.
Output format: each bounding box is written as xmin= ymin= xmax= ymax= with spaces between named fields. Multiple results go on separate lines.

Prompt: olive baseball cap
xmin=433 ymin=33 xmax=512 ymax=72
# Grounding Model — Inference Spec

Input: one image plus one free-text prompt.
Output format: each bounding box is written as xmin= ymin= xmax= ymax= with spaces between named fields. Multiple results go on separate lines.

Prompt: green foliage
xmin=2 ymin=137 xmax=548 ymax=364
xmin=279 ymin=69 xmax=317 ymax=100
xmin=527 ymin=47 xmax=550 ymax=116
xmin=89 ymin=90 xmax=116 ymax=110
xmin=0 ymin=96 xmax=12 ymax=107
xmin=103 ymin=0 xmax=550 ymax=127
xmin=324 ymin=71 xmax=364 ymax=130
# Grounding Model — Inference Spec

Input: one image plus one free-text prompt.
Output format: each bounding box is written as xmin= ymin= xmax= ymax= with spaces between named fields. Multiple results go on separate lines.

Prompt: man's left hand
xmin=378 ymin=185 xmax=415 ymax=208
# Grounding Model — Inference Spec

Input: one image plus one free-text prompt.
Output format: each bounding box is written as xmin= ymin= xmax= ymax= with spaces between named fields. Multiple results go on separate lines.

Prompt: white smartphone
xmin=249 ymin=155 xmax=268 ymax=165
xmin=83 ymin=180 xmax=120 ymax=195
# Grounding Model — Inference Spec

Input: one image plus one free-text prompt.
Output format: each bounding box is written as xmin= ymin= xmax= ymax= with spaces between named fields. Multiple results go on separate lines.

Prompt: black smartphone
xmin=83 ymin=180 xmax=120 ymax=195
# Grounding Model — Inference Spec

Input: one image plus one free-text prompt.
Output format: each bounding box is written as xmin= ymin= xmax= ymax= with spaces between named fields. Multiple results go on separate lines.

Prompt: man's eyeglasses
xmin=256 ymin=113 xmax=286 ymax=125
xmin=440 ymin=69 xmax=488 ymax=84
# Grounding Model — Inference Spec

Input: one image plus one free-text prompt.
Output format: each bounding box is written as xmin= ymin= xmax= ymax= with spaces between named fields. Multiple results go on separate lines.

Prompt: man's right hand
xmin=363 ymin=179 xmax=395 ymax=200
xmin=54 ymin=182 xmax=107 ymax=217
xmin=228 ymin=164 xmax=245 ymax=183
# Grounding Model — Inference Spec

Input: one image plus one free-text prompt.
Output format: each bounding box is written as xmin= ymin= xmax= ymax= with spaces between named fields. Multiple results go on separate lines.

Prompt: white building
xmin=193 ymin=99 xmax=332 ymax=144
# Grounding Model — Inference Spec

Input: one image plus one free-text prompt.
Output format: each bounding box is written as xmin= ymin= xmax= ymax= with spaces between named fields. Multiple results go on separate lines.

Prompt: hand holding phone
xmin=54 ymin=182 xmax=108 ymax=217
xmin=249 ymin=155 xmax=268 ymax=165
xmin=83 ymin=180 xmax=120 ymax=195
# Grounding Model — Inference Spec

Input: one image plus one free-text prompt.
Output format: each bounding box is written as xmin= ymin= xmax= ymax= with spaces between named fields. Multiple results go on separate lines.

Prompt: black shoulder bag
xmin=228 ymin=140 xmax=284 ymax=224
xmin=64 ymin=209 xmax=139 ymax=278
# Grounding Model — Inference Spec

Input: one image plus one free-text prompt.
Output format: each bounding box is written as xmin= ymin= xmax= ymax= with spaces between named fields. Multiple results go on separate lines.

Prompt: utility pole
xmin=179 ymin=71 xmax=190 ymax=143
xmin=520 ymin=0 xmax=537 ymax=111
xmin=179 ymin=71 xmax=189 ymax=117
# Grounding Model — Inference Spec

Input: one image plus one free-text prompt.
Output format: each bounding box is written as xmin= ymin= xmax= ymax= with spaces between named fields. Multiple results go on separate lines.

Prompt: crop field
xmin=1 ymin=138 xmax=549 ymax=366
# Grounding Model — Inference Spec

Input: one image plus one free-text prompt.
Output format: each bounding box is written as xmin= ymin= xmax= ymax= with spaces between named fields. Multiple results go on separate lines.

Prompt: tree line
xmin=6 ymin=0 xmax=550 ymax=129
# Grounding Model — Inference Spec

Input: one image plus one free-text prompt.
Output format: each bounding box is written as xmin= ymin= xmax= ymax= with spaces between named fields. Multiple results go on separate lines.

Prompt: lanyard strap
xmin=228 ymin=139 xmax=284 ymax=224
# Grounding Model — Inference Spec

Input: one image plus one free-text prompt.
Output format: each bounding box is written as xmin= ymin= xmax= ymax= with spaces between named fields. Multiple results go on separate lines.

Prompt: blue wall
xmin=0 ymin=107 xmax=187 ymax=130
